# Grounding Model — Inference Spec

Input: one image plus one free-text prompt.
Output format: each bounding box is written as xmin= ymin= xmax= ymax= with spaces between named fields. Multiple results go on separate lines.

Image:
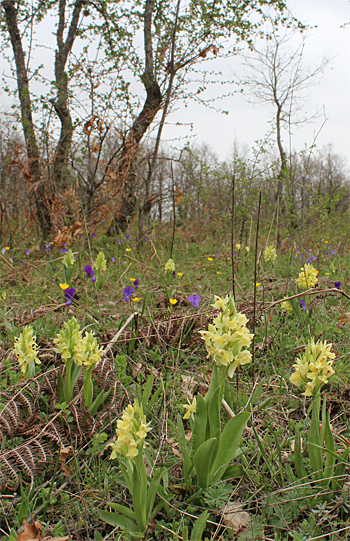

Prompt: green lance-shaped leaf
xmin=132 ymin=460 xmax=147 ymax=533
xmin=145 ymin=467 xmax=166 ymax=521
xmin=331 ymin=447 xmax=349 ymax=494
xmin=211 ymin=411 xmax=250 ymax=484
xmin=177 ymin=414 xmax=193 ymax=485
xmin=98 ymin=510 xmax=140 ymax=536
xmin=294 ymin=424 xmax=308 ymax=480
xmin=191 ymin=393 xmax=208 ymax=455
xmin=190 ymin=510 xmax=209 ymax=541
xmin=322 ymin=409 xmax=336 ymax=487
xmin=193 ymin=437 xmax=217 ymax=489
xmin=308 ymin=401 xmax=323 ymax=482
xmin=88 ymin=388 xmax=113 ymax=416
xmin=108 ymin=502 xmax=137 ymax=521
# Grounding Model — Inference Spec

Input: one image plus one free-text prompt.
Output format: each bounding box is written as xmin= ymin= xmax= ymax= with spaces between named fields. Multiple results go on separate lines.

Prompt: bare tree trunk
xmin=51 ymin=0 xmax=83 ymax=195
xmin=112 ymin=0 xmax=162 ymax=231
xmin=2 ymin=0 xmax=52 ymax=237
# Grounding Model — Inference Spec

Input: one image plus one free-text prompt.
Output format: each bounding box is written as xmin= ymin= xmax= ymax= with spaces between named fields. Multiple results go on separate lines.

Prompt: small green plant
xmin=290 ymin=338 xmax=349 ymax=498
xmin=99 ymin=400 xmax=166 ymax=539
xmin=94 ymin=251 xmax=107 ymax=290
xmin=13 ymin=325 xmax=41 ymax=378
xmin=177 ymin=295 xmax=251 ymax=489
xmin=53 ymin=317 xmax=111 ymax=413
xmin=62 ymin=248 xmax=76 ymax=285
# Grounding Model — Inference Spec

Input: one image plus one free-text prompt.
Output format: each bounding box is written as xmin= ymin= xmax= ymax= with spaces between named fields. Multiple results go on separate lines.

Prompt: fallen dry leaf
xmin=337 ymin=313 xmax=350 ymax=327
xmin=221 ymin=501 xmax=250 ymax=534
xmin=180 ymin=374 xmax=197 ymax=400
xmin=17 ymin=521 xmax=43 ymax=541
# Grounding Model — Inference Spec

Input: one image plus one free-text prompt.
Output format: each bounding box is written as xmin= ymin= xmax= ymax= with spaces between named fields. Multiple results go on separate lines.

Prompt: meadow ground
xmin=0 ymin=219 xmax=349 ymax=541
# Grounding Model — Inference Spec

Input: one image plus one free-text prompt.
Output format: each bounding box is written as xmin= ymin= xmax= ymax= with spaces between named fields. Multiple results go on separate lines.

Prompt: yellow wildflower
xmin=177 ymin=272 xmax=184 ymax=277
xmin=169 ymin=298 xmax=178 ymax=305
xmin=235 ymin=243 xmax=241 ymax=250
xmin=256 ymin=283 xmax=261 ymax=287
xmin=217 ymin=271 xmax=221 ymax=275
xmin=290 ymin=339 xmax=335 ymax=397
xmin=110 ymin=401 xmax=151 ymax=459
xmin=59 ymin=283 xmax=69 ymax=290
xmin=281 ymin=301 xmax=293 ymax=313
xmin=325 ymin=272 xmax=330 ymax=276
xmin=125 ymin=248 xmax=131 ymax=252
xmin=208 ymin=257 xmax=213 ymax=261
xmin=296 ymin=264 xmax=318 ymax=289
xmin=199 ymin=294 xmax=253 ymax=378
xmin=132 ymin=297 xmax=141 ymax=302
xmin=164 ymin=258 xmax=175 ymax=273
xmin=13 ymin=325 xmax=41 ymax=376
xmin=264 ymin=245 xmax=277 ymax=263
xmin=182 ymin=396 xmax=197 ymax=420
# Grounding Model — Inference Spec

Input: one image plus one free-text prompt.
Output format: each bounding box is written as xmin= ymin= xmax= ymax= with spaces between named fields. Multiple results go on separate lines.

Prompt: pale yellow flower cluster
xmin=13 ymin=325 xmax=41 ymax=374
xmin=199 ymin=295 xmax=253 ymax=377
xmin=53 ymin=317 xmax=82 ymax=362
xmin=63 ymin=248 xmax=75 ymax=268
xmin=94 ymin=251 xmax=107 ymax=273
xmin=110 ymin=401 xmax=151 ymax=459
xmin=281 ymin=301 xmax=293 ymax=313
xmin=164 ymin=258 xmax=175 ymax=273
xmin=296 ymin=264 xmax=318 ymax=289
xmin=54 ymin=317 xmax=103 ymax=368
xmin=264 ymin=245 xmax=277 ymax=263
xmin=290 ymin=339 xmax=335 ymax=397
xmin=74 ymin=331 xmax=104 ymax=368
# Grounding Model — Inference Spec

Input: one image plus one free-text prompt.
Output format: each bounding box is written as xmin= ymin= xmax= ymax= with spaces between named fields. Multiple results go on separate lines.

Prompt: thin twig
xmin=252 ymin=191 xmax=262 ymax=384
xmin=231 ymin=173 xmax=236 ymax=300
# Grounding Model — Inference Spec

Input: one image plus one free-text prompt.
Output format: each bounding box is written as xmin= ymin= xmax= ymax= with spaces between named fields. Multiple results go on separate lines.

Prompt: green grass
xmin=0 ymin=220 xmax=349 ymax=540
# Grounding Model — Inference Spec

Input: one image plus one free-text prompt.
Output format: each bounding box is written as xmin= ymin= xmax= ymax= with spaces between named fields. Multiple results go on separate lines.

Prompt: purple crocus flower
xmin=188 ymin=294 xmax=201 ymax=308
xmin=64 ymin=287 xmax=76 ymax=305
xmin=300 ymin=299 xmax=307 ymax=311
xmin=334 ymin=281 xmax=341 ymax=289
xmin=84 ymin=264 xmax=94 ymax=277
xmin=123 ymin=286 xmax=134 ymax=302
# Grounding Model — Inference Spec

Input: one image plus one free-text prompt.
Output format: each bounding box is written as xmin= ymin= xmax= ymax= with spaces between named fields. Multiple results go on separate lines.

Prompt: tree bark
xmin=2 ymin=0 xmax=52 ymax=237
xmin=113 ymin=0 xmax=162 ymax=231
xmin=51 ymin=0 xmax=83 ymax=193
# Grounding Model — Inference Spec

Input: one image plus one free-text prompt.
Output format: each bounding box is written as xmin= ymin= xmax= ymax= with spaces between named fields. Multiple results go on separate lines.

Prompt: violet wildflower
xmin=110 ymin=226 xmax=115 ymax=232
xmin=25 ymin=249 xmax=30 ymax=256
xmin=125 ymin=234 xmax=130 ymax=240
xmin=130 ymin=278 xmax=139 ymax=289
xmin=116 ymin=238 xmax=121 ymax=244
xmin=84 ymin=264 xmax=94 ymax=278
xmin=20 ymin=260 xmax=24 ymax=265
xmin=300 ymin=299 xmax=307 ymax=311
xmin=334 ymin=281 xmax=341 ymax=289
xmin=92 ymin=233 xmax=96 ymax=239
xmin=111 ymin=257 xmax=116 ymax=263
xmin=188 ymin=294 xmax=201 ymax=308
xmin=64 ymin=287 xmax=76 ymax=305
xmin=123 ymin=286 xmax=134 ymax=302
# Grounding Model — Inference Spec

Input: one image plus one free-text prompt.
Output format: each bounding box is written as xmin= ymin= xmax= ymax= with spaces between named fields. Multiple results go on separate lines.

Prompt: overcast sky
xmin=1 ymin=0 xmax=349 ymax=165
xmin=162 ymin=0 xmax=350 ymax=162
